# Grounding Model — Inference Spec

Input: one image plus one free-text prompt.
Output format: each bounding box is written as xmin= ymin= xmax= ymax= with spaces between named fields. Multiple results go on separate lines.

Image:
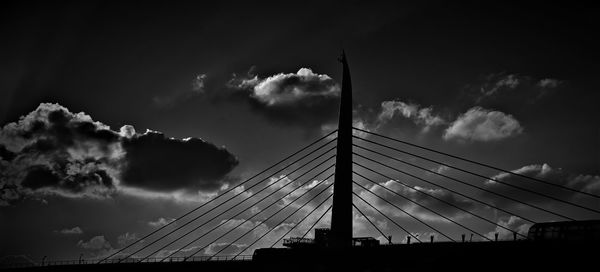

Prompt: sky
xmin=1 ymin=0 xmax=599 ymax=264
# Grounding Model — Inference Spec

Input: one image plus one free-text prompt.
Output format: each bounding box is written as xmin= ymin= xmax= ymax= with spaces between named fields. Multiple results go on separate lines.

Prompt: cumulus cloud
xmin=56 ymin=226 xmax=83 ymax=235
xmin=0 ymin=103 xmax=121 ymax=204
xmin=120 ymin=130 xmax=238 ymax=192
xmin=339 ymin=100 xmax=445 ymax=138
xmin=443 ymin=107 xmax=523 ymax=142
xmin=227 ymin=67 xmax=340 ymax=130
xmin=77 ymin=236 xmax=114 ymax=258
xmin=0 ymin=103 xmax=238 ymax=205
xmin=376 ymin=100 xmax=446 ymax=132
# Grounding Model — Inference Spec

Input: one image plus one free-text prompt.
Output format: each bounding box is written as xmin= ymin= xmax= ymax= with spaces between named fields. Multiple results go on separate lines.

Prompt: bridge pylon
xmin=330 ymin=51 xmax=354 ymax=248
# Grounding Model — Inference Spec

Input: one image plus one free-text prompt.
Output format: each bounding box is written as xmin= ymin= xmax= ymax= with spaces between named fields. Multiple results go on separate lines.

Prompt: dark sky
xmin=1 ymin=0 xmax=599 ymax=263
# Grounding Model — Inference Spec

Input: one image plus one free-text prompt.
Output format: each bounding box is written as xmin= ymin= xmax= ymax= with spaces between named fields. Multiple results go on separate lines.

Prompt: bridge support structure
xmin=330 ymin=51 xmax=354 ymax=248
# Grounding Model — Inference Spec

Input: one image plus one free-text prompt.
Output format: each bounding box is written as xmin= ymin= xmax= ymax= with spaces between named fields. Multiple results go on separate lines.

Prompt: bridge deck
xmin=5 ymin=240 xmax=596 ymax=272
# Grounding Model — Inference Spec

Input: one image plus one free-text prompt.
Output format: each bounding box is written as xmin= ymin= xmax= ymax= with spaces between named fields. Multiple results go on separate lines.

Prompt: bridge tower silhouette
xmin=330 ymin=51 xmax=354 ymax=248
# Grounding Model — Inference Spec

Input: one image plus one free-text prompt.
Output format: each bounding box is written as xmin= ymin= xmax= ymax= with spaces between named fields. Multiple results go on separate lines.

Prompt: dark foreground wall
xmin=4 ymin=241 xmax=597 ymax=272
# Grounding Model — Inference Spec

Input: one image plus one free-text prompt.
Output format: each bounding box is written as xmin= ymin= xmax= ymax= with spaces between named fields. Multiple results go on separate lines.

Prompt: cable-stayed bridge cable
xmin=353 ymin=151 xmax=575 ymax=221
xmin=352 ymin=191 xmax=421 ymax=242
xmin=353 ymin=161 xmax=536 ymax=224
xmin=188 ymin=170 xmax=335 ymax=260
xmin=353 ymin=138 xmax=600 ymax=215
xmin=137 ymin=151 xmax=336 ymax=262
xmin=98 ymin=130 xmax=337 ymax=264
xmin=300 ymin=204 xmax=333 ymax=240
xmin=162 ymin=161 xmax=333 ymax=261
xmin=352 ymin=127 xmax=600 ymax=199
xmin=230 ymin=181 xmax=334 ymax=258
xmin=208 ymin=175 xmax=334 ymax=258
xmin=353 ymin=166 xmax=529 ymax=238
xmin=353 ymin=181 xmax=454 ymax=241
xmin=153 ymin=158 xmax=336 ymax=261
xmin=354 ymin=175 xmax=492 ymax=241
xmin=268 ymin=194 xmax=334 ymax=248
xmin=352 ymin=203 xmax=388 ymax=241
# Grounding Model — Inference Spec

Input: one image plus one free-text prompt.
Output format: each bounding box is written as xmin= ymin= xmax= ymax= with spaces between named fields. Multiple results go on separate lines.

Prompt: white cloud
xmin=377 ymin=100 xmax=446 ymax=132
xmin=77 ymin=236 xmax=114 ymax=258
xmin=486 ymin=216 xmax=531 ymax=240
xmin=357 ymin=180 xmax=475 ymax=222
xmin=234 ymin=68 xmax=340 ymax=106
xmin=429 ymin=165 xmax=450 ymax=175
xmin=57 ymin=226 xmax=83 ymax=235
xmin=117 ymin=232 xmax=139 ymax=247
xmin=443 ymin=107 xmax=522 ymax=142
xmin=479 ymin=74 xmax=520 ymax=99
xmin=537 ymin=78 xmax=561 ymax=89
xmin=192 ymin=74 xmax=207 ymax=93
xmin=486 ymin=163 xmax=554 ymax=185
xmin=482 ymin=163 xmax=600 ymax=207
xmin=148 ymin=217 xmax=175 ymax=228
xmin=203 ymin=242 xmax=247 ymax=256
xmin=568 ymin=174 xmax=600 ymax=195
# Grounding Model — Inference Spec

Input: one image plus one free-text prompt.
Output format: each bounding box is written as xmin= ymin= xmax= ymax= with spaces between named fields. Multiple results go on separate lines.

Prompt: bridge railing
xmin=0 ymin=255 xmax=253 ymax=269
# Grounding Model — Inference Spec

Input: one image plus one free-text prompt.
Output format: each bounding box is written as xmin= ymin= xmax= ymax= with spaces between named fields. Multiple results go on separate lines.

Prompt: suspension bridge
xmin=4 ymin=52 xmax=599 ymax=271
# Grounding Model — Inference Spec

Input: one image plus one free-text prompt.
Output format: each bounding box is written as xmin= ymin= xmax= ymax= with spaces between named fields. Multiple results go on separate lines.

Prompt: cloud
xmin=218 ymin=218 xmax=269 ymax=238
xmin=0 ymin=103 xmax=238 ymax=205
xmin=429 ymin=165 xmax=450 ymax=175
xmin=120 ymin=130 xmax=238 ymax=193
xmin=359 ymin=180 xmax=475 ymax=222
xmin=155 ymin=242 xmax=249 ymax=259
xmin=192 ymin=74 xmax=208 ymax=93
xmin=485 ymin=216 xmax=531 ymax=240
xmin=376 ymin=100 xmax=446 ymax=132
xmin=477 ymin=74 xmax=520 ymax=101
xmin=567 ymin=174 xmax=600 ymax=195
xmin=467 ymin=73 xmax=562 ymax=104
xmin=0 ymin=103 xmax=121 ymax=204
xmin=57 ymin=226 xmax=83 ymax=235
xmin=117 ymin=232 xmax=139 ymax=247
xmin=537 ymin=78 xmax=561 ymax=89
xmin=77 ymin=236 xmax=113 ymax=258
xmin=340 ymin=100 xmax=446 ymax=138
xmin=203 ymin=242 xmax=247 ymax=256
xmin=227 ymin=67 xmax=340 ymax=130
xmin=443 ymin=107 xmax=523 ymax=142
xmin=148 ymin=217 xmax=175 ymax=228
xmin=482 ymin=163 xmax=600 ymax=207
xmin=153 ymin=74 xmax=208 ymax=108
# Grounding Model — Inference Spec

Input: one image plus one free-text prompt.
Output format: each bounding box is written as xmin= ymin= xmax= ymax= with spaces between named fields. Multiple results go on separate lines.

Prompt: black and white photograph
xmin=1 ymin=1 xmax=599 ymax=271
